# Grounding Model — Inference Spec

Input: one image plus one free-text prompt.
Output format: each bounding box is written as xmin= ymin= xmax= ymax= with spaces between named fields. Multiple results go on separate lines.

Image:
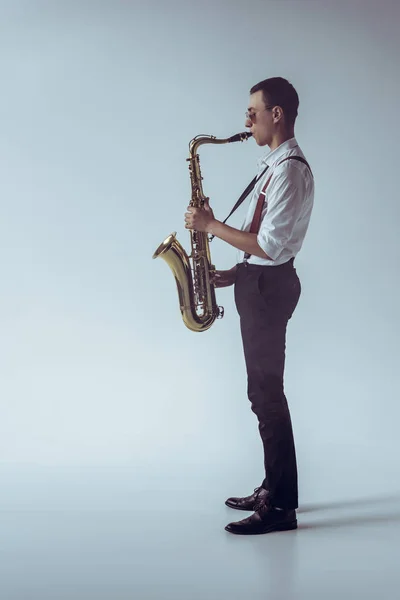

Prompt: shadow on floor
xmin=298 ymin=492 xmax=400 ymax=513
xmin=298 ymin=509 xmax=400 ymax=530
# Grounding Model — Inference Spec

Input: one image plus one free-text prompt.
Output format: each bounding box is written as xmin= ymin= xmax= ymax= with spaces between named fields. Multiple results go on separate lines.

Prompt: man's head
xmin=245 ymin=77 xmax=299 ymax=147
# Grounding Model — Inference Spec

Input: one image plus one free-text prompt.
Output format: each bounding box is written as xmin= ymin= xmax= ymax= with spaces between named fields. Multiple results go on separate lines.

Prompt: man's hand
xmin=184 ymin=199 xmax=216 ymax=233
xmin=210 ymin=266 xmax=237 ymax=288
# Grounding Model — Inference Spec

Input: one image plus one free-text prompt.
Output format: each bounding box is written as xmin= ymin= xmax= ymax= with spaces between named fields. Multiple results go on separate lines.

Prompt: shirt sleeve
xmin=257 ymin=163 xmax=307 ymax=260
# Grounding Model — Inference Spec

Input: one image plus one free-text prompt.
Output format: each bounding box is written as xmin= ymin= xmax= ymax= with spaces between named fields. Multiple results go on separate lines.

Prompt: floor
xmin=1 ymin=464 xmax=399 ymax=600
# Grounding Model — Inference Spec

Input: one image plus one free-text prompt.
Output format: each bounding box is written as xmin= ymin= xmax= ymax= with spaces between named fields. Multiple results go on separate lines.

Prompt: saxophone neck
xmin=188 ymin=131 xmax=252 ymax=156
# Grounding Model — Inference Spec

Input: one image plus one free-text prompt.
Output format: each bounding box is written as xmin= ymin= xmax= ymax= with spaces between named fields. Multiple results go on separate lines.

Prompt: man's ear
xmin=272 ymin=106 xmax=283 ymax=122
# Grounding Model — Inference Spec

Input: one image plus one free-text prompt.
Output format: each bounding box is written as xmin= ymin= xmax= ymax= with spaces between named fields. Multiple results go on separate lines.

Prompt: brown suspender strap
xmin=244 ymin=155 xmax=313 ymax=260
xmin=248 ymin=174 xmax=273 ymax=234
xmin=279 ymin=155 xmax=313 ymax=177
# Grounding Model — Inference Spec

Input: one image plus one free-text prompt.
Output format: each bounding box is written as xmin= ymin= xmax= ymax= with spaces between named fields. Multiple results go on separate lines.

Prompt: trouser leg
xmin=234 ymin=261 xmax=301 ymax=510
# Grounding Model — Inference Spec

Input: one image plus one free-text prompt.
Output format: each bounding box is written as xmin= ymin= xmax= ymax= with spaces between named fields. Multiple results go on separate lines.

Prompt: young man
xmin=184 ymin=77 xmax=314 ymax=535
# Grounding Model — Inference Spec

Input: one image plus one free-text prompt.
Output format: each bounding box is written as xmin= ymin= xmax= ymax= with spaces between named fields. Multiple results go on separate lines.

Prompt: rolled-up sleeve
xmin=257 ymin=164 xmax=306 ymax=260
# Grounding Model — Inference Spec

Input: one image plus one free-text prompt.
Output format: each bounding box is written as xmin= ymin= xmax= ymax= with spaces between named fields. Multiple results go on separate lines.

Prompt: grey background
xmin=0 ymin=1 xmax=399 ymax=599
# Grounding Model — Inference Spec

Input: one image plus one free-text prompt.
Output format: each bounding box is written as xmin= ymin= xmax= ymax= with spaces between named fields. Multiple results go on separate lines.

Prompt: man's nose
xmin=245 ymin=116 xmax=252 ymax=128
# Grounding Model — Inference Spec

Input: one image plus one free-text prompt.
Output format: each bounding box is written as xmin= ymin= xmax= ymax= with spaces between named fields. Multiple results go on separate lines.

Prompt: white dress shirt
xmin=237 ymin=137 xmax=315 ymax=266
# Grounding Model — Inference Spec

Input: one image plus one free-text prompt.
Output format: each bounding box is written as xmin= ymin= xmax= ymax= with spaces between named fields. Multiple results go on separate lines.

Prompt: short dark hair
xmin=250 ymin=77 xmax=299 ymax=126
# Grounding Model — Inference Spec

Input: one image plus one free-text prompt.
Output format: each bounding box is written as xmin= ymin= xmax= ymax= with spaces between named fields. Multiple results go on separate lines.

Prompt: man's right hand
xmin=210 ymin=265 xmax=237 ymax=288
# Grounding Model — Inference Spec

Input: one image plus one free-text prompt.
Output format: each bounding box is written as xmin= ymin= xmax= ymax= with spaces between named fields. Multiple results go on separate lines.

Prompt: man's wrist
xmin=206 ymin=218 xmax=220 ymax=235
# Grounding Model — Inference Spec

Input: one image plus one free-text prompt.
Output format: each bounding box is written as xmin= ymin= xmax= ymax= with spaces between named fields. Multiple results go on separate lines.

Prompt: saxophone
xmin=152 ymin=131 xmax=252 ymax=332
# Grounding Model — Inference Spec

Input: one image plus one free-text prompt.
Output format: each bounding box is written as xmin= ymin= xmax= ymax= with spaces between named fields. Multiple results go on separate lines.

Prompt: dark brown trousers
xmin=234 ymin=258 xmax=301 ymax=509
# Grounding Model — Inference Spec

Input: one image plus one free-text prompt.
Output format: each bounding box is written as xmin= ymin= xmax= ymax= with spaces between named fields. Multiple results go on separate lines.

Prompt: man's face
xmin=245 ymin=90 xmax=274 ymax=147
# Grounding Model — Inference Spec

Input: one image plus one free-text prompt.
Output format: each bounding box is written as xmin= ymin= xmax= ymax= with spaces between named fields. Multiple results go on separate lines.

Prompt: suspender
xmin=243 ymin=155 xmax=313 ymax=261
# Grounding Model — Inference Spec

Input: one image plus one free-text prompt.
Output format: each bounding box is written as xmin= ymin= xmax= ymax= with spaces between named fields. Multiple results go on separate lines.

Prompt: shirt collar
xmin=257 ymin=137 xmax=299 ymax=170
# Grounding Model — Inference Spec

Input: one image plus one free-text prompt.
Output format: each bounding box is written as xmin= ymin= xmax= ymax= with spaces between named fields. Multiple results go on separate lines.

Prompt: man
xmin=184 ymin=77 xmax=314 ymax=535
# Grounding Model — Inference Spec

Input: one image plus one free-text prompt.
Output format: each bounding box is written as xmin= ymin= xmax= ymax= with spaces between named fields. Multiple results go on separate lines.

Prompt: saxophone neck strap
xmin=209 ymin=155 xmax=313 ymax=245
xmin=208 ymin=164 xmax=270 ymax=241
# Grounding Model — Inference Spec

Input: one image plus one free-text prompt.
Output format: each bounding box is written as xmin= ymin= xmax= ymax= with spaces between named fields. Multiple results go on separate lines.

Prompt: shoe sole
xmin=224 ymin=520 xmax=298 ymax=535
xmin=225 ymin=500 xmax=257 ymax=511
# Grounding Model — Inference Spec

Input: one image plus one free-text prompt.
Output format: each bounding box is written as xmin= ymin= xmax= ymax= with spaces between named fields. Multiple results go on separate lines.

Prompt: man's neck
xmin=269 ymin=130 xmax=295 ymax=151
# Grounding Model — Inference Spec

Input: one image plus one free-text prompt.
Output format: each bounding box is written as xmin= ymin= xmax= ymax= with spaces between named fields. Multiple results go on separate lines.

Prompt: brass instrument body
xmin=152 ymin=132 xmax=252 ymax=332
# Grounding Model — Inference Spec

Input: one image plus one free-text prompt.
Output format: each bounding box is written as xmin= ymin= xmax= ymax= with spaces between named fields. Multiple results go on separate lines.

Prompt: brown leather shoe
xmin=225 ymin=506 xmax=297 ymax=535
xmin=225 ymin=486 xmax=269 ymax=511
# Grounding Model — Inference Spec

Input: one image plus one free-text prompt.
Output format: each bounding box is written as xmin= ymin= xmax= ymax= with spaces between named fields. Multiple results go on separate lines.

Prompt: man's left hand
xmin=184 ymin=200 xmax=216 ymax=233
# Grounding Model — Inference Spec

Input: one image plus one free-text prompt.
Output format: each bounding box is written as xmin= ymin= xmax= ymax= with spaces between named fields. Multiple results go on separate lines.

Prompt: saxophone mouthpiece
xmin=228 ymin=131 xmax=253 ymax=143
